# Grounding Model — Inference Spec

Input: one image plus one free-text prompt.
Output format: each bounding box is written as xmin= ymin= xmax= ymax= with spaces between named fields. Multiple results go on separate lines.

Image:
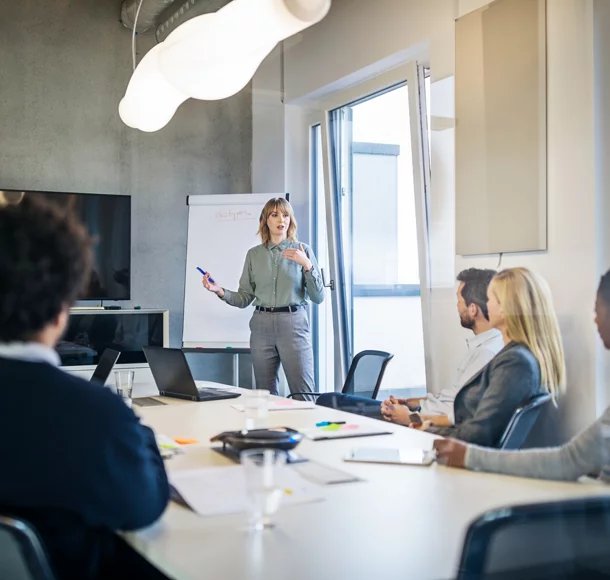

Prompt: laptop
xmin=90 ymin=348 xmax=121 ymax=386
xmin=143 ymin=346 xmax=241 ymax=402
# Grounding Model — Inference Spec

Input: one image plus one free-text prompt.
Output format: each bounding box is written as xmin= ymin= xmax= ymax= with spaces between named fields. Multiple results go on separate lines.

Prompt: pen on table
xmin=196 ymin=266 xmax=215 ymax=283
xmin=316 ymin=421 xmax=346 ymax=427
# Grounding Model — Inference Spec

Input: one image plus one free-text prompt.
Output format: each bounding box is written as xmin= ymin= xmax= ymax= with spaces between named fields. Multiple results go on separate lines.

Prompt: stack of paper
xmin=169 ymin=465 xmax=324 ymax=517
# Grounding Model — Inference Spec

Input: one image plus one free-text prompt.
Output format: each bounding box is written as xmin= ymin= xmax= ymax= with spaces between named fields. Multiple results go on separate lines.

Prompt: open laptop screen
xmin=90 ymin=348 xmax=121 ymax=385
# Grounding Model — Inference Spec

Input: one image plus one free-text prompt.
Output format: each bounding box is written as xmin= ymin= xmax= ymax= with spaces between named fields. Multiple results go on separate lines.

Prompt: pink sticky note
xmin=274 ymin=401 xmax=293 ymax=406
xmin=342 ymin=424 xmax=359 ymax=430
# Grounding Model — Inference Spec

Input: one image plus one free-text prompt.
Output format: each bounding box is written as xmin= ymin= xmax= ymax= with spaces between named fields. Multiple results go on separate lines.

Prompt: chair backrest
xmin=497 ymin=392 xmax=552 ymax=450
xmin=341 ymin=350 xmax=394 ymax=399
xmin=457 ymin=497 xmax=610 ymax=580
xmin=0 ymin=516 xmax=55 ymax=580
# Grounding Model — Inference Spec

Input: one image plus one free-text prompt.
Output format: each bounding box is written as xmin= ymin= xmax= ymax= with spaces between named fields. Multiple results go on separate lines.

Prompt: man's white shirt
xmin=420 ymin=328 xmax=505 ymax=421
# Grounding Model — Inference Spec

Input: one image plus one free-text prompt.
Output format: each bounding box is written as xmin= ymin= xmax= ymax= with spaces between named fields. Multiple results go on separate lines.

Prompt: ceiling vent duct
xmin=155 ymin=0 xmax=232 ymax=43
xmin=121 ymin=0 xmax=179 ymax=33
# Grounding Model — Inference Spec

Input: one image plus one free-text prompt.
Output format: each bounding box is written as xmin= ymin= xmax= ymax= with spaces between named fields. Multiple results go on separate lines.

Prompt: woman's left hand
xmin=282 ymin=243 xmax=312 ymax=270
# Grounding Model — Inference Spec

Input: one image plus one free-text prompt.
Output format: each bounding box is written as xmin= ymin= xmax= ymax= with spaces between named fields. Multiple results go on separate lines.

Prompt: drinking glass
xmin=243 ymin=389 xmax=270 ymax=432
xmin=241 ymin=448 xmax=287 ymax=531
xmin=114 ymin=370 xmax=134 ymax=408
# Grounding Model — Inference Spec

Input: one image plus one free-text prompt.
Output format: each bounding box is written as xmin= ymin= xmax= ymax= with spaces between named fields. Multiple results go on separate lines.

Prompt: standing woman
xmin=201 ymin=198 xmax=324 ymax=397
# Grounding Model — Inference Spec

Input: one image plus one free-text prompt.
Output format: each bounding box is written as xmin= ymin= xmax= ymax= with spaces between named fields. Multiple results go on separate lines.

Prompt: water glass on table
xmin=114 ymin=370 xmax=134 ymax=408
xmin=241 ymin=448 xmax=287 ymax=531
xmin=243 ymin=389 xmax=270 ymax=432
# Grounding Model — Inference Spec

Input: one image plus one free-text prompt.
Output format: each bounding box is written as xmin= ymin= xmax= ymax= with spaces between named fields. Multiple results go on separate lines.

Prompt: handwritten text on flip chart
xmin=215 ymin=210 xmax=256 ymax=222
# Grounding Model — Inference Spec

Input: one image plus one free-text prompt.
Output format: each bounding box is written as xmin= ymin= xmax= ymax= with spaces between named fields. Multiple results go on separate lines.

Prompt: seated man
xmin=392 ymin=268 xmax=504 ymax=422
xmin=317 ymin=268 xmax=503 ymax=419
xmin=0 ymin=197 xmax=169 ymax=580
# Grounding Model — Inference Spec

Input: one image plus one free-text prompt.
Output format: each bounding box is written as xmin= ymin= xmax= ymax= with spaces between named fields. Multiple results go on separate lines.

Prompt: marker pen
xmin=196 ymin=266 xmax=215 ymax=283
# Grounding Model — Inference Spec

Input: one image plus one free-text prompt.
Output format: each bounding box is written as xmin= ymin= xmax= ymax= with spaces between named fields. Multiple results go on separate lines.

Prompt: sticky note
xmin=321 ymin=423 xmax=342 ymax=431
xmin=173 ymin=437 xmax=199 ymax=445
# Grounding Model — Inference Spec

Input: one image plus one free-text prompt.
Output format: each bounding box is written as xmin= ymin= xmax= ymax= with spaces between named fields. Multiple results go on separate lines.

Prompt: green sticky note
xmin=321 ymin=423 xmax=342 ymax=431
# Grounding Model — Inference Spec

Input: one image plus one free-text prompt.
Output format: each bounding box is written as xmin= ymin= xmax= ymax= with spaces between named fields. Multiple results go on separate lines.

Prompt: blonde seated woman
xmin=381 ymin=267 xmax=566 ymax=448
xmin=434 ymin=269 xmax=610 ymax=482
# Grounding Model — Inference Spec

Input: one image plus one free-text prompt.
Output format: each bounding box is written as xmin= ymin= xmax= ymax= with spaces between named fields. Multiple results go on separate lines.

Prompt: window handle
xmin=321 ymin=268 xmax=335 ymax=291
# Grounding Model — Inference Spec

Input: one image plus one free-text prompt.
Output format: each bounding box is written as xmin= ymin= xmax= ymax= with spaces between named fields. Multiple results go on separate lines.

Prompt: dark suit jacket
xmin=431 ymin=341 xmax=544 ymax=447
xmin=0 ymin=357 xmax=169 ymax=580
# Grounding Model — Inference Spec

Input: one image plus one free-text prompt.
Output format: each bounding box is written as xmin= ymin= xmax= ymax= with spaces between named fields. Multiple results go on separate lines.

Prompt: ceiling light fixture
xmin=119 ymin=0 xmax=331 ymax=132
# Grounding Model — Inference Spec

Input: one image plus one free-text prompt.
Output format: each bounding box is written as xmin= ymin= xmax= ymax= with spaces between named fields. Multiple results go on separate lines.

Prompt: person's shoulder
xmin=600 ymin=404 xmax=610 ymax=425
xmin=244 ymin=245 xmax=265 ymax=263
xmin=480 ymin=330 xmax=505 ymax=352
xmin=0 ymin=358 xmax=92 ymax=391
xmin=494 ymin=342 xmax=538 ymax=369
xmin=43 ymin=366 xmax=137 ymax=425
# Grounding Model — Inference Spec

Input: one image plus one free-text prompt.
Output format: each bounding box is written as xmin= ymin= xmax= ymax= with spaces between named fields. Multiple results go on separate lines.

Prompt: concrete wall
xmin=0 ymin=0 xmax=252 ymax=383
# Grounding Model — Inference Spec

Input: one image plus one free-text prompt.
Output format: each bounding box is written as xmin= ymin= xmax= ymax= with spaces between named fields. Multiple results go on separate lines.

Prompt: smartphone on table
xmin=409 ymin=412 xmax=423 ymax=426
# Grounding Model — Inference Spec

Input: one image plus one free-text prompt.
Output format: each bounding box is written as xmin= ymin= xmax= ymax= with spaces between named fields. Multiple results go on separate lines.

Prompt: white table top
xmin=125 ymin=386 xmax=610 ymax=580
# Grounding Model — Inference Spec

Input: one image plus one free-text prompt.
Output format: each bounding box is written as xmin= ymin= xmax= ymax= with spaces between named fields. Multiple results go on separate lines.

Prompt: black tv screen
xmin=1 ymin=189 xmax=131 ymax=300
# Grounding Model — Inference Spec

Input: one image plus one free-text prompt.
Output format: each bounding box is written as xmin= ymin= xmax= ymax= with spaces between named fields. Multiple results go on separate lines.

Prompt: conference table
xmin=125 ymin=384 xmax=610 ymax=580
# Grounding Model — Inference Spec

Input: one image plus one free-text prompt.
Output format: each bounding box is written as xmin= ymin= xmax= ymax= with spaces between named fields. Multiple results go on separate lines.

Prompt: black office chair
xmin=497 ymin=392 xmax=552 ymax=450
xmin=0 ymin=516 xmax=56 ymax=580
xmin=287 ymin=350 xmax=394 ymax=401
xmin=457 ymin=497 xmax=610 ymax=580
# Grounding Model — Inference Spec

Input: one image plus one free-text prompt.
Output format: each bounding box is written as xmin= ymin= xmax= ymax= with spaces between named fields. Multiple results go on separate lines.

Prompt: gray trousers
xmin=249 ymin=308 xmax=315 ymax=398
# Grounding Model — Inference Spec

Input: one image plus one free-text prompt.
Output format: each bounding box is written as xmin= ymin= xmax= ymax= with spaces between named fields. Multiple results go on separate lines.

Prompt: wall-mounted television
xmin=0 ymin=189 xmax=131 ymax=300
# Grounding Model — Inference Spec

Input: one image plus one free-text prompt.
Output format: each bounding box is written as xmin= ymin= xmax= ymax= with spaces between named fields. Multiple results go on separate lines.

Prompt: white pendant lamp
xmin=118 ymin=44 xmax=190 ymax=133
xmin=157 ymin=0 xmax=331 ymax=100
xmin=118 ymin=0 xmax=331 ymax=132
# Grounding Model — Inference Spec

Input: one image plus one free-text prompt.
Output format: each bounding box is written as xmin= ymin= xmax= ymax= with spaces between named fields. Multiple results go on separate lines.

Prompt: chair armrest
xmin=286 ymin=392 xmax=322 ymax=399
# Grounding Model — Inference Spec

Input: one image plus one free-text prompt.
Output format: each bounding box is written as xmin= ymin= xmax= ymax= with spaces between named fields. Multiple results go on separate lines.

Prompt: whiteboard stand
xmin=233 ymin=354 xmax=239 ymax=388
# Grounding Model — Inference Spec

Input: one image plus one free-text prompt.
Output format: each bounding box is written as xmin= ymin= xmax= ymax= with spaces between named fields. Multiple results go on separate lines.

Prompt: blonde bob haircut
xmin=491 ymin=267 xmax=566 ymax=401
xmin=257 ymin=197 xmax=298 ymax=246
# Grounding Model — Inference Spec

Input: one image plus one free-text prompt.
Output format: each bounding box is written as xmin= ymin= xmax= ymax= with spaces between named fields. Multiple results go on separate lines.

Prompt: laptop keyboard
xmin=196 ymin=388 xmax=225 ymax=398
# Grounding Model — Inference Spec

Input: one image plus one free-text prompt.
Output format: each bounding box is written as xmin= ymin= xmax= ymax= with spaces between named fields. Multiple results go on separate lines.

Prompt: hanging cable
xmin=132 ymin=0 xmax=145 ymax=72
xmin=496 ymin=253 xmax=503 ymax=269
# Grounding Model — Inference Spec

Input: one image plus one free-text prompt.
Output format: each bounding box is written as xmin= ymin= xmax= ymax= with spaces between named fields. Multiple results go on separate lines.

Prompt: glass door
xmin=321 ymin=63 xmax=431 ymax=395
xmin=311 ymin=124 xmax=335 ymax=391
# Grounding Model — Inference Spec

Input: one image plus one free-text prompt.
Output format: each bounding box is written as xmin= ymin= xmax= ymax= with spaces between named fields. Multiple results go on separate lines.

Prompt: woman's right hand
xmin=201 ymin=273 xmax=224 ymax=297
